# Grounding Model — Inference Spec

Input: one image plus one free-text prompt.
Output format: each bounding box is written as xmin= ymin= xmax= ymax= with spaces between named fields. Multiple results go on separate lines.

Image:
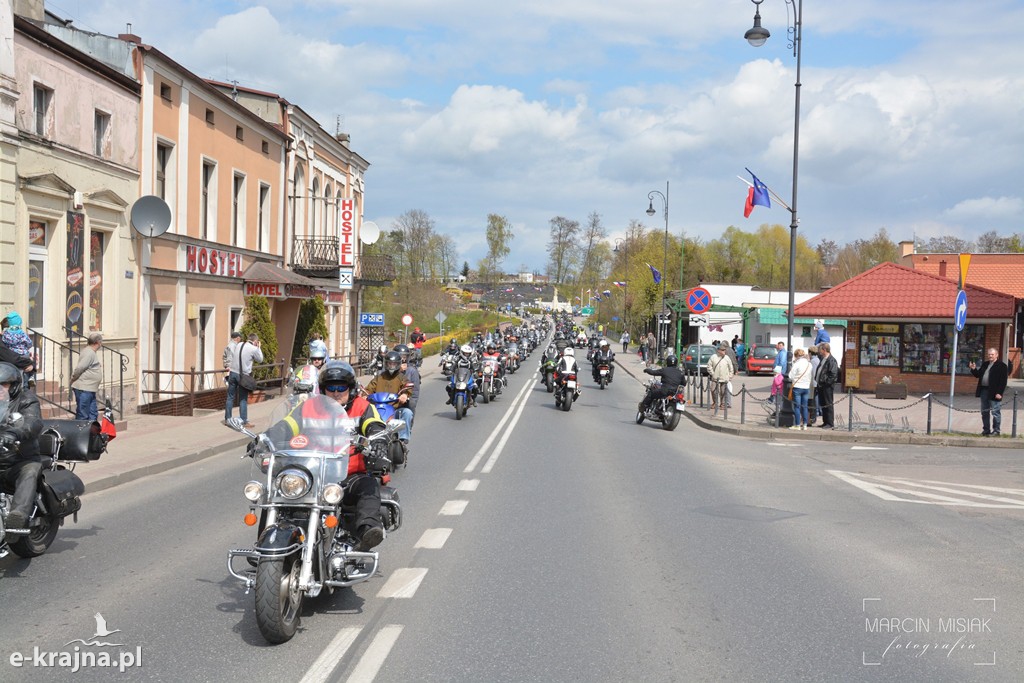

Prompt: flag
xmin=647 ymin=263 xmax=662 ymax=285
xmin=613 ymin=281 xmax=626 ymax=288
xmin=574 ymin=296 xmax=581 ymax=301
xmin=594 ymin=294 xmax=602 ymax=302
xmin=743 ymin=168 xmax=771 ymax=217
xmin=602 ymin=289 xmax=612 ymax=297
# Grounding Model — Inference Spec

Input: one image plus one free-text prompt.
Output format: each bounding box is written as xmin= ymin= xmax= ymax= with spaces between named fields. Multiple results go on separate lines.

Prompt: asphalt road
xmin=2 ymin=350 xmax=1023 ymax=682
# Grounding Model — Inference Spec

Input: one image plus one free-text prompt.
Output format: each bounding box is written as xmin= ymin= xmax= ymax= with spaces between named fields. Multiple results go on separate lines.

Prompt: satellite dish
xmin=360 ymin=221 xmax=380 ymax=245
xmin=130 ymin=195 xmax=172 ymax=238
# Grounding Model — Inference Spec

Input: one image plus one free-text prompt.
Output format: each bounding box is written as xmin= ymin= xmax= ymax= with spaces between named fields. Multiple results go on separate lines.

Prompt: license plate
xmin=566 ymin=381 xmax=576 ymax=389
xmin=676 ymin=402 xmax=686 ymax=411
xmin=599 ymin=369 xmax=608 ymax=375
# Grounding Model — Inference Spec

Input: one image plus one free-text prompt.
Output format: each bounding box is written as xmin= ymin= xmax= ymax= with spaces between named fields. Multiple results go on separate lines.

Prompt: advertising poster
xmin=89 ymin=231 xmax=103 ymax=330
xmin=66 ymin=211 xmax=85 ymax=333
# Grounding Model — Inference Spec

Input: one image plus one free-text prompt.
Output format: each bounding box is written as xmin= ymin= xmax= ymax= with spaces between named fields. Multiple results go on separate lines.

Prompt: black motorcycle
xmin=636 ymin=380 xmax=685 ymax=431
xmin=1 ymin=402 xmax=114 ymax=559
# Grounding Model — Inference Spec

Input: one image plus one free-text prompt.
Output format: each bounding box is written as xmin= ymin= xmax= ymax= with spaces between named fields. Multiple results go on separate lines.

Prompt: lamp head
xmin=745 ymin=1 xmax=770 ymax=47
xmin=646 ymin=201 xmax=656 ymax=217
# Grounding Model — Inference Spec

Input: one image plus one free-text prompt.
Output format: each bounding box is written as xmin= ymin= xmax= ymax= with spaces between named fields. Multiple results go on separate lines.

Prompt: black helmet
xmin=393 ymin=344 xmax=410 ymax=362
xmin=318 ymin=360 xmax=356 ymax=395
xmin=486 ymin=343 xmax=496 ymax=353
xmin=665 ymin=355 xmax=678 ymax=367
xmin=383 ymin=351 xmax=402 ymax=376
xmin=0 ymin=362 xmax=22 ymax=401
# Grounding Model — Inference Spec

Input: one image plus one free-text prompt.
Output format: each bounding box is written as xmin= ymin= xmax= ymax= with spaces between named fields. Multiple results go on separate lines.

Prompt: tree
xmin=241 ymin=295 xmax=279 ymax=380
xmin=393 ymin=209 xmax=436 ymax=282
xmin=546 ymin=216 xmax=580 ymax=283
xmin=291 ymin=296 xmax=329 ymax=364
xmin=461 ymin=261 xmax=471 ymax=278
xmin=484 ymin=213 xmax=514 ymax=283
xmin=578 ymin=211 xmax=608 ymax=290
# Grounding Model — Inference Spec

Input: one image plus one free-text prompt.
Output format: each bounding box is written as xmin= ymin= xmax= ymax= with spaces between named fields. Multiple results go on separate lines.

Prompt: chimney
xmin=118 ymin=23 xmax=141 ymax=44
xmin=939 ymin=260 xmax=947 ymax=278
xmin=899 ymin=240 xmax=915 ymax=258
xmin=14 ymin=0 xmax=45 ymax=21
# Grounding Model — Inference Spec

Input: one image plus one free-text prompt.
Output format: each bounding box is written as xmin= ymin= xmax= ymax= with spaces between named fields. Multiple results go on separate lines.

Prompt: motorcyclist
xmin=393 ymin=344 xmax=420 ymax=413
xmin=0 ymin=362 xmax=44 ymax=531
xmin=264 ymin=361 xmax=387 ymax=552
xmin=364 ymin=351 xmax=414 ymax=445
xmin=640 ymin=355 xmax=685 ymax=411
xmin=445 ymin=344 xmax=478 ymax=406
xmin=367 ymin=344 xmax=388 ymax=375
xmin=409 ymin=327 xmax=425 ymax=349
xmin=591 ymin=339 xmax=616 ymax=383
xmin=289 ymin=347 xmax=327 ymax=397
xmin=481 ymin=342 xmax=505 ymax=386
xmin=553 ymin=347 xmax=581 ymax=401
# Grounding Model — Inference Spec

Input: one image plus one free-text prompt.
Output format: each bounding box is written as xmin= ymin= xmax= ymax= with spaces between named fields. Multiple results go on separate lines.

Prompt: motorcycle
xmin=439 ymin=352 xmax=456 ymax=379
xmin=594 ymin=361 xmax=612 ymax=389
xmin=553 ymin=370 xmax=580 ymax=412
xmin=365 ymin=391 xmax=409 ymax=469
xmin=449 ymin=362 xmax=476 ymax=420
xmin=225 ymin=397 xmax=402 ymax=644
xmin=540 ymin=356 xmax=557 ymax=393
xmin=285 ymin=364 xmax=320 ymax=408
xmin=1 ymin=401 xmax=115 ymax=559
xmin=636 ymin=380 xmax=685 ymax=431
xmin=479 ymin=357 xmax=501 ymax=404
xmin=505 ymin=344 xmax=521 ymax=373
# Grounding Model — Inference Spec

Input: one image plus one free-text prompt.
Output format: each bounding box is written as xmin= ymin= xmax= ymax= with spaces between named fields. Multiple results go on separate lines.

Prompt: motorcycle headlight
xmin=322 ymin=483 xmax=344 ymax=505
xmin=276 ymin=469 xmax=312 ymax=499
xmin=243 ymin=480 xmax=265 ymax=502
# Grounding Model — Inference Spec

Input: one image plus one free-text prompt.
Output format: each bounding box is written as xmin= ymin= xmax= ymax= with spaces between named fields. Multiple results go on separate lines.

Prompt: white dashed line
xmin=377 ymin=568 xmax=428 ymax=598
xmin=439 ymin=500 xmax=469 ymax=515
xmin=299 ymin=627 xmax=362 ymax=683
xmin=346 ymin=625 xmax=404 ymax=683
xmin=456 ymin=479 xmax=480 ymax=491
xmin=414 ymin=528 xmax=453 ymax=549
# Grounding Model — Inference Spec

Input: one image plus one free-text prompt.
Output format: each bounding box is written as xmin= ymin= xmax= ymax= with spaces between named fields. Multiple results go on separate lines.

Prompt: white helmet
xmin=563 ymin=347 xmax=575 ymax=357
xmin=460 ymin=343 xmax=474 ymax=358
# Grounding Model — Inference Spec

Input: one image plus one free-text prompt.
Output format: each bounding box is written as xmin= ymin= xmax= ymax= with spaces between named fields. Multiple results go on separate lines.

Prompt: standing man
xmin=969 ymin=348 xmax=1008 ymax=437
xmin=70 ymin=333 xmax=103 ymax=421
xmin=773 ymin=340 xmax=789 ymax=375
xmin=222 ymin=330 xmax=241 ymax=386
xmin=646 ymin=331 xmax=657 ymax=366
xmin=225 ymin=333 xmax=263 ymax=428
xmin=707 ymin=345 xmax=735 ymax=415
xmin=813 ymin=342 xmax=840 ymax=430
xmin=620 ymin=330 xmax=630 ymax=354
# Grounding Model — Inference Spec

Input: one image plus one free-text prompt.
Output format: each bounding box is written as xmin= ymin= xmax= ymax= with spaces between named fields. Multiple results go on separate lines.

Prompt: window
xmin=160 ymin=82 xmax=172 ymax=101
xmin=155 ymin=143 xmax=172 ymax=200
xmin=232 ymin=173 xmax=245 ymax=246
xmin=33 ymin=84 xmax=53 ymax=137
xmin=261 ymin=140 xmax=269 ymax=154
xmin=235 ymin=125 xmax=244 ymax=141
xmin=859 ymin=322 xmax=987 ymax=374
xmin=201 ymin=160 xmax=216 ymax=240
xmin=859 ymin=324 xmax=900 ymax=368
xmin=28 ymin=220 xmax=47 ymax=330
xmin=88 ymin=232 xmax=105 ymax=330
xmin=258 ymin=184 xmax=270 ymax=252
xmin=94 ymin=110 xmax=111 ymax=157
xmin=205 ymin=108 xmax=214 ymax=125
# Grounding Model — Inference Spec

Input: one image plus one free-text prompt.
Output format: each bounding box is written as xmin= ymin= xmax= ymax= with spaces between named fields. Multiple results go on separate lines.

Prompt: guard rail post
xmin=740 ymin=384 xmax=746 ymax=425
xmin=926 ymin=393 xmax=933 ymax=435
xmin=1013 ymin=391 xmax=1018 ymax=438
xmin=188 ymin=366 xmax=196 ymax=416
xmin=847 ymin=388 xmax=853 ymax=431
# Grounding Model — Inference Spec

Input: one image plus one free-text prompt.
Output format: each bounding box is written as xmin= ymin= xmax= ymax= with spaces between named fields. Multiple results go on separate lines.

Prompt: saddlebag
xmin=41 ymin=468 xmax=84 ymax=518
xmin=41 ymin=420 xmax=106 ymax=462
xmin=379 ymin=486 xmax=402 ymax=532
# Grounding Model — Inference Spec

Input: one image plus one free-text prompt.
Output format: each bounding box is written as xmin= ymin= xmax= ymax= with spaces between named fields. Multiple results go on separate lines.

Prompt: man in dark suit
xmin=814 ymin=342 xmax=840 ymax=429
xmin=969 ymin=348 xmax=1009 ymax=436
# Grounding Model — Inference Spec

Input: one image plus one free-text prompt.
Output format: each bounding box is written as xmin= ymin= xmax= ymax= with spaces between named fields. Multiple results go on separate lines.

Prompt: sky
xmin=53 ymin=0 xmax=1024 ymax=273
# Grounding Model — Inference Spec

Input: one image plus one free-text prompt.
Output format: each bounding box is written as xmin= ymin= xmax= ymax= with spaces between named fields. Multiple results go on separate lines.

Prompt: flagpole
xmin=737 ymin=175 xmax=791 ymax=211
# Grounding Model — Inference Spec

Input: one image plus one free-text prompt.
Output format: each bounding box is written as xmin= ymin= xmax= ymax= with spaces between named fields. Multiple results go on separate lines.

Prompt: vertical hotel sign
xmin=339 ymin=198 xmax=355 ymax=267
xmin=66 ymin=211 xmax=85 ymax=333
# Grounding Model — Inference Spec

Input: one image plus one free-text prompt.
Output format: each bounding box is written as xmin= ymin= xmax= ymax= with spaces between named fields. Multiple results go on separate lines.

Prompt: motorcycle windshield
xmin=262 ymin=394 xmax=358 ymax=453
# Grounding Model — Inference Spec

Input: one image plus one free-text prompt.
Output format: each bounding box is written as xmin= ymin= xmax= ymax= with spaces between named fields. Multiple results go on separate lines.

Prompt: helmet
xmin=555 ymin=332 xmax=564 ymax=340
xmin=486 ymin=343 xmax=496 ymax=353
xmin=318 ymin=360 xmax=356 ymax=395
xmin=377 ymin=344 xmax=388 ymax=355
xmin=393 ymin=343 xmax=410 ymax=362
xmin=309 ymin=346 xmax=327 ymax=361
xmin=599 ymin=339 xmax=609 ymax=348
xmin=563 ymin=347 xmax=575 ymax=358
xmin=0 ymin=362 xmax=22 ymax=401
xmin=383 ymin=351 xmax=402 ymax=375
xmin=460 ymin=344 xmax=473 ymax=359
xmin=665 ymin=355 xmax=678 ymax=367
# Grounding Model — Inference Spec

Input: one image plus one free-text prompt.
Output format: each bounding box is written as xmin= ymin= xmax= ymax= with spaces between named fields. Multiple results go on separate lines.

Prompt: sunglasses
xmin=322 ymin=384 xmax=351 ymax=393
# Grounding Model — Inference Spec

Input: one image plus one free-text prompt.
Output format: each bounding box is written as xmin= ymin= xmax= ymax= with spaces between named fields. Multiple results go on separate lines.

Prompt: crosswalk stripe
xmin=827 ymin=470 xmax=1024 ymax=508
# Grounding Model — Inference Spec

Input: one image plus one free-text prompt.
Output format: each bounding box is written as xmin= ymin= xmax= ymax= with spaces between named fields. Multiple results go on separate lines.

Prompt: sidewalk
xmin=618 ymin=356 xmax=1024 ymax=449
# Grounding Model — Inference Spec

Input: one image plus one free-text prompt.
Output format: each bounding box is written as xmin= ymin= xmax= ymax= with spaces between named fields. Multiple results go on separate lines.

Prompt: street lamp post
xmin=745 ymin=0 xmax=801 ymax=361
xmin=646 ymin=181 xmax=669 ymax=361
xmin=614 ymin=238 xmax=628 ymax=335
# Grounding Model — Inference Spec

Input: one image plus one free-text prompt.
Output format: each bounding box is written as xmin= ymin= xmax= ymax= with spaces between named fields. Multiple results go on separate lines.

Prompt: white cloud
xmin=945 ymin=197 xmax=1023 ymax=220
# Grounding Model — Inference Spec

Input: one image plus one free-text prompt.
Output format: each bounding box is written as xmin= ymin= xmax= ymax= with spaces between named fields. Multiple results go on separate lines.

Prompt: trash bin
xmin=778 ymin=377 xmax=796 ymax=427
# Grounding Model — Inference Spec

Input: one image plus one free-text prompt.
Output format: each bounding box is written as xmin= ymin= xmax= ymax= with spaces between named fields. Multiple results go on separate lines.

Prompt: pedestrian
xmin=731 ymin=335 xmax=739 ymax=350
xmin=968 ymin=348 xmax=1008 ymax=437
xmin=735 ymin=338 xmax=746 ymax=373
xmin=813 ymin=319 xmax=830 ymax=346
xmin=706 ymin=345 xmax=734 ymax=415
xmin=813 ymin=342 xmax=840 ymax=429
xmin=222 ymin=330 xmax=242 ymax=385
xmin=807 ymin=344 xmax=820 ymax=424
xmin=646 ymin=331 xmax=657 ymax=365
xmin=225 ymin=332 xmax=263 ymax=428
xmin=639 ymin=334 xmax=649 ymax=364
xmin=620 ymin=330 xmax=630 ymax=354
xmin=773 ymin=340 xmax=789 ymax=375
xmin=721 ymin=344 xmax=738 ymax=408
xmin=70 ymin=332 xmax=103 ymax=421
xmin=788 ymin=348 xmax=812 ymax=430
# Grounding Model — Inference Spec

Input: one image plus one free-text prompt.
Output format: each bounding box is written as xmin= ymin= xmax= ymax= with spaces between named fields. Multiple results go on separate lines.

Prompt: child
xmin=1 ymin=312 xmax=32 ymax=358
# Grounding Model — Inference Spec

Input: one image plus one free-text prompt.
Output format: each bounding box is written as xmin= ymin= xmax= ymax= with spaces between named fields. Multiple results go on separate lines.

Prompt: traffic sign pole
xmin=948 ymin=290 xmax=968 ymax=432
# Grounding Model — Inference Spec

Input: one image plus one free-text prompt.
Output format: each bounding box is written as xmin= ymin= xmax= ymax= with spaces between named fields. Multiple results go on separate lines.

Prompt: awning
xmin=757 ymin=307 xmax=847 ymax=327
xmin=242 ymin=262 xmax=344 ymax=301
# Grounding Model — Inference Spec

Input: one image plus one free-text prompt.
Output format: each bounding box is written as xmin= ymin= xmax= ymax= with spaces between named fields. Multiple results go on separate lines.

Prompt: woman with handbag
xmin=788 ymin=348 xmax=812 ymax=430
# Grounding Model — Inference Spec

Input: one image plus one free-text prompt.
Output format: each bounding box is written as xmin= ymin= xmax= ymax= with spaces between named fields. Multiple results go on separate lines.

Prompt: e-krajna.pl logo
xmin=7 ymin=613 xmax=142 ymax=674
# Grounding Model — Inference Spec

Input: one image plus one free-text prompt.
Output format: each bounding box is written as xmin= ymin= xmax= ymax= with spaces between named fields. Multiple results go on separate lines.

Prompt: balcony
xmin=356 ymin=254 xmax=396 ymax=287
xmin=291 ymin=236 xmax=339 ymax=279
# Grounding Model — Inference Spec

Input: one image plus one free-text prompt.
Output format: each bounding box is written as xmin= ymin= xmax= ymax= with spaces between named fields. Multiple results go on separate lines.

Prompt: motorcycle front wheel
xmin=481 ymin=386 xmax=490 ymax=404
xmin=255 ymin=554 xmax=303 ymax=644
xmin=455 ymin=394 xmax=465 ymax=420
xmin=635 ymin=409 xmax=645 ymax=425
xmin=9 ymin=511 xmax=60 ymax=558
xmin=662 ymin=406 xmax=681 ymax=431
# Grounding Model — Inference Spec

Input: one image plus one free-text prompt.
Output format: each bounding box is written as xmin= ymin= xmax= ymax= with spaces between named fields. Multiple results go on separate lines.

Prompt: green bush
xmin=241 ymin=295 xmax=280 ymax=380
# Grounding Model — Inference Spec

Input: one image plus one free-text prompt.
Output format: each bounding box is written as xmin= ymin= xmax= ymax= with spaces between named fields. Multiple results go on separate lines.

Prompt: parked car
xmin=745 ymin=344 xmax=779 ymax=375
xmin=682 ymin=344 xmax=716 ymax=375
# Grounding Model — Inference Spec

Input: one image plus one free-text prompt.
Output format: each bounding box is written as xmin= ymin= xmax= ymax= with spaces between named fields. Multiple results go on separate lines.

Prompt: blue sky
xmin=57 ymin=0 xmax=1024 ymax=272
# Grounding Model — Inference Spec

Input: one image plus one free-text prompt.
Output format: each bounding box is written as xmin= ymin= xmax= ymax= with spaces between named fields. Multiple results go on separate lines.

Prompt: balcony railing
xmin=291 ymin=236 xmax=340 ymax=278
xmin=356 ymin=254 xmax=396 ymax=286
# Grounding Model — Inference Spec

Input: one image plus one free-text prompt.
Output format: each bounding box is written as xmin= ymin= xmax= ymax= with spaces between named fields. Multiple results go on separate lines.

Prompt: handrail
xmin=31 ymin=328 xmax=128 ymax=419
xmin=140 ymin=359 xmax=288 ymax=416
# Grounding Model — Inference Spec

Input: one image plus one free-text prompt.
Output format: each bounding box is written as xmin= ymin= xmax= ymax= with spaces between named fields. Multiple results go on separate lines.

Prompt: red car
xmin=745 ymin=344 xmax=779 ymax=375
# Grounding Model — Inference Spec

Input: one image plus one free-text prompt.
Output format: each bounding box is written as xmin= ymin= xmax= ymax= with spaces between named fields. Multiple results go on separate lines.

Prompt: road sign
xmin=360 ymin=313 xmax=384 ymax=327
xmin=435 ymin=310 xmax=447 ymax=324
xmin=401 ymin=314 xmax=413 ymax=326
xmin=580 ymin=306 xmax=594 ymax=316
xmin=954 ymin=289 xmax=968 ymax=332
xmin=338 ymin=268 xmax=354 ymax=290
xmin=689 ymin=314 xmax=708 ymax=326
xmin=686 ymin=287 xmax=712 ymax=314
xmin=958 ymin=254 xmax=971 ymax=289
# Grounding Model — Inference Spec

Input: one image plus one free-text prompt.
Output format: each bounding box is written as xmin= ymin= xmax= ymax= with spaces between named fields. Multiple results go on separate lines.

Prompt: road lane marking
xmin=439 ymin=500 xmax=468 ymax=515
xmin=414 ymin=528 xmax=453 ymax=549
xmin=456 ymin=479 xmax=480 ymax=491
xmin=464 ymin=380 xmax=535 ymax=473
xmin=346 ymin=624 xmax=404 ymax=683
xmin=828 ymin=470 xmax=1024 ymax=508
xmin=851 ymin=446 xmax=888 ymax=450
xmin=482 ymin=379 xmax=536 ymax=474
xmin=377 ymin=569 xmax=428 ymax=598
xmin=299 ymin=627 xmax=362 ymax=683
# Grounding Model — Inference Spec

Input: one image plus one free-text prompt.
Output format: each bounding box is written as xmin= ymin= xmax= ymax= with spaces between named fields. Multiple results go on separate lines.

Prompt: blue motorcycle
xmin=366 ymin=392 xmax=408 ymax=469
xmin=449 ymin=363 xmax=476 ymax=420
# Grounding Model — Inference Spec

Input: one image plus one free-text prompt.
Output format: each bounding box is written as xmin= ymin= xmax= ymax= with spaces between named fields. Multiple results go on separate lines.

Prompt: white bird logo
xmin=92 ymin=613 xmax=121 ymax=639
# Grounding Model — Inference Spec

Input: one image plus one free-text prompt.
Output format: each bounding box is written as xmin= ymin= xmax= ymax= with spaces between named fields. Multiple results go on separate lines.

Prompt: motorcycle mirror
xmin=225 ymin=416 xmax=250 ymax=434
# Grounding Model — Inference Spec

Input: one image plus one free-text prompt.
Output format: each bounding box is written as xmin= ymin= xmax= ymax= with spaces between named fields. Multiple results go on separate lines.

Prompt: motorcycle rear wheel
xmin=255 ymin=554 xmax=303 ymax=644
xmin=561 ymin=393 xmax=572 ymax=411
xmin=662 ymin=406 xmax=681 ymax=431
xmin=635 ymin=410 xmax=645 ymax=425
xmin=455 ymin=394 xmax=465 ymax=420
xmin=599 ymin=377 xmax=607 ymax=390
xmin=9 ymin=512 xmax=60 ymax=558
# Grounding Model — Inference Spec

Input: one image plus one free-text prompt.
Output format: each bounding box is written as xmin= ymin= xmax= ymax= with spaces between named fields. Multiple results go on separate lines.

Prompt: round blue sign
xmin=687 ymin=287 xmax=712 ymax=314
xmin=954 ymin=289 xmax=968 ymax=332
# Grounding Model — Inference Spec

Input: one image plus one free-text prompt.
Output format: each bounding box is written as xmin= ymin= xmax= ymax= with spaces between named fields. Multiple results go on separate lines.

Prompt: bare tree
xmin=546 ymin=216 xmax=580 ymax=284
xmin=392 ymin=209 xmax=437 ymax=281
